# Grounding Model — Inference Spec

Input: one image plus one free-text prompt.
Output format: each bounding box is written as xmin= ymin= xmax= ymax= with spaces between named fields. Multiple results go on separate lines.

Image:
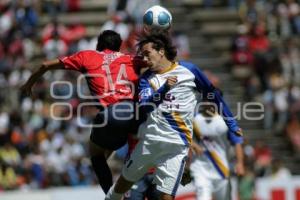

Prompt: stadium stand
xmin=0 ymin=0 xmax=300 ymax=197
xmin=168 ymin=0 xmax=300 ymax=176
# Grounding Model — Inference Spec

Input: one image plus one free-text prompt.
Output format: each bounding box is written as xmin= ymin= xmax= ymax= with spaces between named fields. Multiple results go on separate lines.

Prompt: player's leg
xmin=89 ymin=101 xmax=136 ymax=194
xmin=213 ymin=178 xmax=231 ymax=200
xmin=124 ymin=173 xmax=160 ymax=200
xmin=190 ymin=161 xmax=214 ymax=200
xmin=106 ymin=175 xmax=135 ymax=200
xmin=193 ymin=174 xmax=213 ymax=200
xmin=105 ymin=139 xmax=157 ymax=200
xmin=145 ymin=173 xmax=160 ymax=200
xmin=89 ymin=140 xmax=114 ymax=194
xmin=123 ymin=175 xmax=148 ymax=200
xmin=89 ymin=108 xmax=121 ymax=194
xmin=154 ymin=144 xmax=189 ymax=200
xmin=159 ymin=193 xmax=174 ymax=200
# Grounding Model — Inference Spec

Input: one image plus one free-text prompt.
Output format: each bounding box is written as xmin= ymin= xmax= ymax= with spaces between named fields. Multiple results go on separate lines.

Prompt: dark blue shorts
xmin=90 ymin=101 xmax=138 ymax=150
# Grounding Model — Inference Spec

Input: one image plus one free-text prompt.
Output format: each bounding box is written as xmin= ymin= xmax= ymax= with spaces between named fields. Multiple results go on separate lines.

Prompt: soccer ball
xmin=143 ymin=5 xmax=172 ymax=30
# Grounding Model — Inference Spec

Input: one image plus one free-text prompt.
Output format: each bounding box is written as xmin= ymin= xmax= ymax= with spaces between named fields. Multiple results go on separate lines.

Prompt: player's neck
xmin=156 ymin=60 xmax=174 ymax=74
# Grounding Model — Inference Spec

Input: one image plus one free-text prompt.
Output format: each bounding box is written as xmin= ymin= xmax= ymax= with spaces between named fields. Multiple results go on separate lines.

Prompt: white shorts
xmin=190 ymin=160 xmax=231 ymax=200
xmin=122 ymin=139 xmax=189 ymax=196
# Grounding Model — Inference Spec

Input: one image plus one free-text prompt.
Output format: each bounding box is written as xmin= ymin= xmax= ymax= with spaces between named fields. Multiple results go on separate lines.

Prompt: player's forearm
xmin=235 ymin=143 xmax=244 ymax=165
xmin=192 ymin=121 xmax=202 ymax=141
xmin=191 ymin=141 xmax=203 ymax=156
xmin=234 ymin=143 xmax=245 ymax=176
xmin=26 ymin=59 xmax=64 ymax=86
xmin=42 ymin=59 xmax=65 ymax=70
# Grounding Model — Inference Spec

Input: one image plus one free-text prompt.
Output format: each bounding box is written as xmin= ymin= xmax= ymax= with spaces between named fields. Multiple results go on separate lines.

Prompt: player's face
xmin=140 ymin=43 xmax=163 ymax=72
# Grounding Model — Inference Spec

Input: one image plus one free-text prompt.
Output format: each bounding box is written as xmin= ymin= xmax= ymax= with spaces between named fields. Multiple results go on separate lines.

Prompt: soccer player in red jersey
xmin=21 ymin=30 xmax=140 ymax=194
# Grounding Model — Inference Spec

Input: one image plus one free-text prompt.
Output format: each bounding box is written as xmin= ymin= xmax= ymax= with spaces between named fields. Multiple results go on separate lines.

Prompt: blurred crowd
xmin=228 ymin=1 xmax=300 ymax=198
xmin=0 ymin=0 xmax=299 ymax=194
xmin=0 ymin=0 xmax=99 ymax=191
xmin=229 ymin=0 xmax=300 ymax=170
xmin=0 ymin=0 xmax=191 ymax=191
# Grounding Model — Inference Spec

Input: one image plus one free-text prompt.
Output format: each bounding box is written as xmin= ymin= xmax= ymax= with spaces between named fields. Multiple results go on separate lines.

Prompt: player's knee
xmin=159 ymin=193 xmax=174 ymax=200
xmin=89 ymin=140 xmax=106 ymax=157
xmin=114 ymin=175 xmax=134 ymax=194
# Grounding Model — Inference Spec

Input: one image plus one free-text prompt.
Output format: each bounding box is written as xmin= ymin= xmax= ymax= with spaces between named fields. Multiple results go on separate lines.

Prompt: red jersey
xmin=60 ymin=49 xmax=139 ymax=107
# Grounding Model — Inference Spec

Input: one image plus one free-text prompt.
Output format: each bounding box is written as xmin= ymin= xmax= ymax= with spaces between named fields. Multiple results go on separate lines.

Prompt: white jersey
xmin=119 ymin=61 xmax=242 ymax=198
xmin=137 ymin=61 xmax=242 ymax=147
xmin=192 ymin=113 xmax=243 ymax=179
xmin=138 ymin=62 xmax=197 ymax=146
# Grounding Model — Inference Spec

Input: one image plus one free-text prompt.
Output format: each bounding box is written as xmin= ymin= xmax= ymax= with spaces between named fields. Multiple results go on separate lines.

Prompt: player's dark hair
xmin=199 ymin=88 xmax=223 ymax=114
xmin=137 ymin=30 xmax=177 ymax=61
xmin=96 ymin=30 xmax=122 ymax=51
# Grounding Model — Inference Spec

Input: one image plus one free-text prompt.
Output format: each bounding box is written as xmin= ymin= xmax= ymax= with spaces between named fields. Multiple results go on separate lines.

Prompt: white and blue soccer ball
xmin=143 ymin=5 xmax=172 ymax=30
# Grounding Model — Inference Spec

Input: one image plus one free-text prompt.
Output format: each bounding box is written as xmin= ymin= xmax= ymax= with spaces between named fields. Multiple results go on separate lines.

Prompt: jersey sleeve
xmin=59 ymin=51 xmax=86 ymax=71
xmin=227 ymin=130 xmax=243 ymax=145
xmin=180 ymin=61 xmax=243 ymax=137
xmin=138 ymin=71 xmax=169 ymax=113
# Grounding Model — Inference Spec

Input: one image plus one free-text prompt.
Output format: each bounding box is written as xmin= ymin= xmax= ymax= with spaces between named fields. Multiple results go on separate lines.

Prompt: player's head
xmin=137 ymin=30 xmax=177 ymax=70
xmin=96 ymin=30 xmax=122 ymax=51
xmin=200 ymin=88 xmax=223 ymax=115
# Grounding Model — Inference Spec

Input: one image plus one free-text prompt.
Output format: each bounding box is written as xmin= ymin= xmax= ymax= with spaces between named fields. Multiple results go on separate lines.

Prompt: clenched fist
xmin=165 ymin=76 xmax=177 ymax=88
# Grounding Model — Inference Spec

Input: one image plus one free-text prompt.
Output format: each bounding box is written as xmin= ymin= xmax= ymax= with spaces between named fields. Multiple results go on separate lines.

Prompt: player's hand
xmin=181 ymin=168 xmax=192 ymax=186
xmin=191 ymin=142 xmax=204 ymax=156
xmin=20 ymin=82 xmax=33 ymax=97
xmin=165 ymin=76 xmax=177 ymax=88
xmin=235 ymin=162 xmax=245 ymax=176
xmin=143 ymin=25 xmax=151 ymax=35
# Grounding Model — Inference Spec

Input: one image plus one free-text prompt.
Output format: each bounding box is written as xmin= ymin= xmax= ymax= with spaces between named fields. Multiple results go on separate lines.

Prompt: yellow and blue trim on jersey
xmin=179 ymin=60 xmax=242 ymax=136
xmin=157 ymin=62 xmax=178 ymax=74
xmin=162 ymin=112 xmax=192 ymax=146
xmin=172 ymin=156 xmax=186 ymax=196
xmin=204 ymin=150 xmax=229 ymax=178
xmin=194 ymin=119 xmax=230 ymax=178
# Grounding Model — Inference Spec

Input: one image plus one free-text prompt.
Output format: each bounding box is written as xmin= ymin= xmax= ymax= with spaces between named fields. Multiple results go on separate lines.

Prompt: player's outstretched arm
xmin=20 ymin=59 xmax=65 ymax=96
xmin=234 ymin=143 xmax=245 ymax=176
xmin=179 ymin=61 xmax=242 ymax=134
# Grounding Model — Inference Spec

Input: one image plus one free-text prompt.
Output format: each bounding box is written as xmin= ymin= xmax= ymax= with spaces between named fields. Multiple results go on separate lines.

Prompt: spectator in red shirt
xmin=249 ymin=25 xmax=270 ymax=54
xmin=20 ymin=30 xmax=140 ymax=194
xmin=253 ymin=140 xmax=272 ymax=177
xmin=249 ymin=24 xmax=270 ymax=91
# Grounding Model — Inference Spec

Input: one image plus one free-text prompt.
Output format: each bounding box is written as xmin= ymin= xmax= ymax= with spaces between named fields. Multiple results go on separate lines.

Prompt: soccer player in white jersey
xmin=190 ymin=99 xmax=245 ymax=200
xmin=105 ymin=30 xmax=242 ymax=200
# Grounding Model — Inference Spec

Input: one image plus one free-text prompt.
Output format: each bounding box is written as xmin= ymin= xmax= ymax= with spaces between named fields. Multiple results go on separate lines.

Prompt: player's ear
xmin=159 ymin=49 xmax=165 ymax=56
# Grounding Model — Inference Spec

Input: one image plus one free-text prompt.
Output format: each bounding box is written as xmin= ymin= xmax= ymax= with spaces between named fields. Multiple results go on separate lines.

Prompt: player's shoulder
xmin=73 ymin=50 xmax=104 ymax=60
xmin=115 ymin=53 xmax=135 ymax=63
xmin=76 ymin=50 xmax=99 ymax=55
xmin=140 ymin=69 xmax=153 ymax=79
xmin=178 ymin=60 xmax=206 ymax=81
xmin=178 ymin=60 xmax=199 ymax=71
